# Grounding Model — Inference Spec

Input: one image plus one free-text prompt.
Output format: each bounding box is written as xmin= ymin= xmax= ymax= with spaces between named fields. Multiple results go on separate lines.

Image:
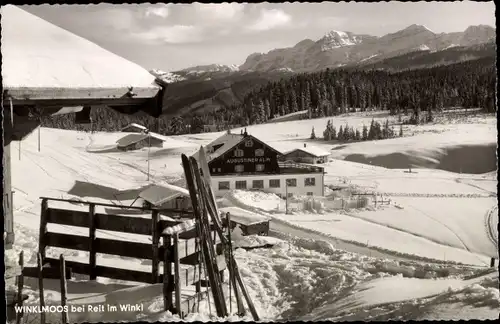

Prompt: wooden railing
xmin=33 ymin=197 xmax=225 ymax=317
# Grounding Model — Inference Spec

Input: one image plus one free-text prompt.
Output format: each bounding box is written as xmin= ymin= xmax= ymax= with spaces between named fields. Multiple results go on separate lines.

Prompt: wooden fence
xmin=32 ymin=197 xmax=225 ymax=318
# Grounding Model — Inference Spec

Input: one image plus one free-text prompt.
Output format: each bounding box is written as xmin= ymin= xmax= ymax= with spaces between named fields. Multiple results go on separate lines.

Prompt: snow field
xmin=10 ymin=112 xmax=498 ymax=321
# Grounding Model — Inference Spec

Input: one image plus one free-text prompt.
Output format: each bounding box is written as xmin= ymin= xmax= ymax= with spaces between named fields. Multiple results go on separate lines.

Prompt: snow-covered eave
xmin=2 ymin=5 xmax=162 ymax=107
xmin=283 ymin=148 xmax=331 ymax=157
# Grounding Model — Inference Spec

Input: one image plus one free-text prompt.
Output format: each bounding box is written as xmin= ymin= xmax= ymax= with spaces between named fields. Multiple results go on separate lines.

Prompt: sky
xmin=21 ymin=1 xmax=495 ymax=72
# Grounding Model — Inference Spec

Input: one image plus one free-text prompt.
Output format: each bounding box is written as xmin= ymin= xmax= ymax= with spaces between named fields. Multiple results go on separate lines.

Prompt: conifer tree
xmin=368 ymin=119 xmax=375 ymax=140
xmin=362 ymin=124 xmax=368 ymax=141
xmin=331 ymin=125 xmax=337 ymax=140
xmin=310 ymin=126 xmax=316 ymax=139
xmin=355 ymin=128 xmax=361 ymax=141
xmin=338 ymin=125 xmax=344 ymax=141
xmin=399 ymin=124 xmax=403 ymax=137
xmin=323 ymin=120 xmax=332 ymax=140
xmin=343 ymin=124 xmax=350 ymax=140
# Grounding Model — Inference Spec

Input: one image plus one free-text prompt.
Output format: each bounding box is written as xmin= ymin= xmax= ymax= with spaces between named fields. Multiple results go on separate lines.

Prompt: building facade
xmin=194 ymin=130 xmax=325 ymax=198
xmin=280 ymin=144 xmax=330 ymax=164
xmin=211 ymin=170 xmax=324 ymax=198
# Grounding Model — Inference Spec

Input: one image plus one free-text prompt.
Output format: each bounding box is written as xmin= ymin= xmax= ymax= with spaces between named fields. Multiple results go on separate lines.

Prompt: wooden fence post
xmin=490 ymin=258 xmax=495 ymax=268
xmin=88 ymin=204 xmax=97 ymax=280
xmin=37 ymin=253 xmax=46 ymax=324
xmin=163 ymin=235 xmax=173 ymax=312
xmin=16 ymin=251 xmax=25 ymax=324
xmin=59 ymin=255 xmax=69 ymax=324
xmin=39 ymin=199 xmax=49 ymax=263
xmin=152 ymin=210 xmax=160 ymax=284
xmin=173 ymin=233 xmax=182 ymax=318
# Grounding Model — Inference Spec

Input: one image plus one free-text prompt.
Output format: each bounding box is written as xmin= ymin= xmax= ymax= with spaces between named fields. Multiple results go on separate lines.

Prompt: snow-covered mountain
xmin=176 ymin=64 xmax=239 ymax=75
xmin=149 ymin=69 xmax=186 ymax=84
xmin=239 ymin=24 xmax=495 ymax=72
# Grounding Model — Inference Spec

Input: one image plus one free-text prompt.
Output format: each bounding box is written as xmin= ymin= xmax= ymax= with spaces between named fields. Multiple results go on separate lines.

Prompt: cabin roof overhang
xmin=283 ymin=148 xmax=331 ymax=158
xmin=1 ymin=5 xmax=164 ymax=115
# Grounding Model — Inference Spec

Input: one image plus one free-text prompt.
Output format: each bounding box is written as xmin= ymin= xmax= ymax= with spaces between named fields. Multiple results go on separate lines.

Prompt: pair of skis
xmin=181 ymin=148 xmax=260 ymax=321
xmin=182 ymin=154 xmax=227 ymax=317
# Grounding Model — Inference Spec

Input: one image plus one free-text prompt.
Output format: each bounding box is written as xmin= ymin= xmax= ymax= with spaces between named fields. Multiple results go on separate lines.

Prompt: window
xmin=212 ymin=168 xmax=217 ymax=173
xmin=217 ymin=168 xmax=222 ymax=172
xmin=286 ymin=179 xmax=297 ymax=187
xmin=235 ymin=181 xmax=247 ymax=189
xmin=269 ymin=179 xmax=280 ymax=188
xmin=255 ymin=148 xmax=264 ymax=157
xmin=305 ymin=177 xmax=316 ymax=186
xmin=218 ymin=181 xmax=230 ymax=190
xmin=307 ymin=192 xmax=314 ymax=196
xmin=235 ymin=165 xmax=244 ymax=173
xmin=287 ymin=193 xmax=293 ymax=198
xmin=252 ymin=180 xmax=264 ymax=189
xmin=245 ymin=139 xmax=254 ymax=147
xmin=255 ymin=164 xmax=265 ymax=172
xmin=234 ymin=149 xmax=244 ymax=157
xmin=213 ymin=144 xmax=224 ymax=152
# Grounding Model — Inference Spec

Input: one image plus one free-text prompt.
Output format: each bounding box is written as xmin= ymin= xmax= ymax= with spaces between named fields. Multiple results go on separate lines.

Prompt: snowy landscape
xmin=2 ymin=2 xmax=498 ymax=323
xmin=6 ymin=111 xmax=498 ymax=322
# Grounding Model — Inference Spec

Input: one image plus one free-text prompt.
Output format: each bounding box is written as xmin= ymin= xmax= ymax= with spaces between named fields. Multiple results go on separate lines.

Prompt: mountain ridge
xmin=238 ymin=24 xmax=495 ymax=72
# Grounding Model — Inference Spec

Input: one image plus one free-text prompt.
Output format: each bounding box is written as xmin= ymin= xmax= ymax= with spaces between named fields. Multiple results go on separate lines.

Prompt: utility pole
xmin=38 ymin=122 xmax=41 ymax=152
xmin=147 ymin=130 xmax=151 ymax=182
xmin=285 ymin=180 xmax=289 ymax=214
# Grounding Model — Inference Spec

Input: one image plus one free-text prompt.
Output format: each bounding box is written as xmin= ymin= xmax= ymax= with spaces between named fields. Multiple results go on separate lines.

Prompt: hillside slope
xmin=159 ymin=71 xmax=291 ymax=117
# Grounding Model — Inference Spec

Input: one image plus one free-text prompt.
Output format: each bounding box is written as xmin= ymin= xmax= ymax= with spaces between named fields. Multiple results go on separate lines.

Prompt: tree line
xmin=223 ymin=56 xmax=495 ymax=126
xmin=41 ymin=57 xmax=495 ymax=135
xmin=312 ymin=118 xmax=403 ymax=142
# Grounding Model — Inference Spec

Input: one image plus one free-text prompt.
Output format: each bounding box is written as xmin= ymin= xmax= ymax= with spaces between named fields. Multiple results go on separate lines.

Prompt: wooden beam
xmin=163 ymin=235 xmax=173 ymax=311
xmin=151 ymin=210 xmax=160 ymax=283
xmin=46 ymin=208 xmax=182 ymax=235
xmin=4 ymin=86 xmax=159 ymax=102
xmin=22 ymin=265 xmax=72 ymax=280
xmin=45 ymin=232 xmax=154 ymax=260
xmin=59 ymin=255 xmax=69 ymax=324
xmin=44 ymin=257 xmax=162 ymax=284
xmin=39 ymin=199 xmax=49 ymax=261
xmin=88 ymin=204 xmax=97 ymax=280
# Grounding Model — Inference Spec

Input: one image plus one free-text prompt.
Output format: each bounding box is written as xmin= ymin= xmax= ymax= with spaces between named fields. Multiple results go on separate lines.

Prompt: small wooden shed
xmin=138 ymin=183 xmax=192 ymax=212
xmin=116 ymin=133 xmax=165 ymax=151
xmin=219 ymin=207 xmax=270 ymax=236
xmin=280 ymin=143 xmax=331 ymax=164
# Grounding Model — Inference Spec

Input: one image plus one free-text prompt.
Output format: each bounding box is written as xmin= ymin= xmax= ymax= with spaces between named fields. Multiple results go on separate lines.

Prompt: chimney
xmin=243 ymin=128 xmax=248 ymax=136
xmin=240 ymin=129 xmax=243 ymax=135
xmin=304 ymin=143 xmax=307 ymax=148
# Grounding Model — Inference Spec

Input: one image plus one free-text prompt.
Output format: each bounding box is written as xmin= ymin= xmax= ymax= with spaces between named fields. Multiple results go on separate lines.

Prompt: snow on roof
xmin=219 ymin=206 xmax=270 ymax=226
xmin=285 ymin=145 xmax=331 ymax=157
xmin=116 ymin=133 xmax=165 ymax=147
xmin=192 ymin=133 xmax=244 ymax=162
xmin=139 ymin=183 xmax=190 ymax=206
xmin=122 ymin=123 xmax=147 ymax=131
xmin=116 ymin=134 xmax=148 ymax=147
xmin=147 ymin=132 xmax=168 ymax=142
xmin=1 ymin=5 xmax=159 ymax=97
